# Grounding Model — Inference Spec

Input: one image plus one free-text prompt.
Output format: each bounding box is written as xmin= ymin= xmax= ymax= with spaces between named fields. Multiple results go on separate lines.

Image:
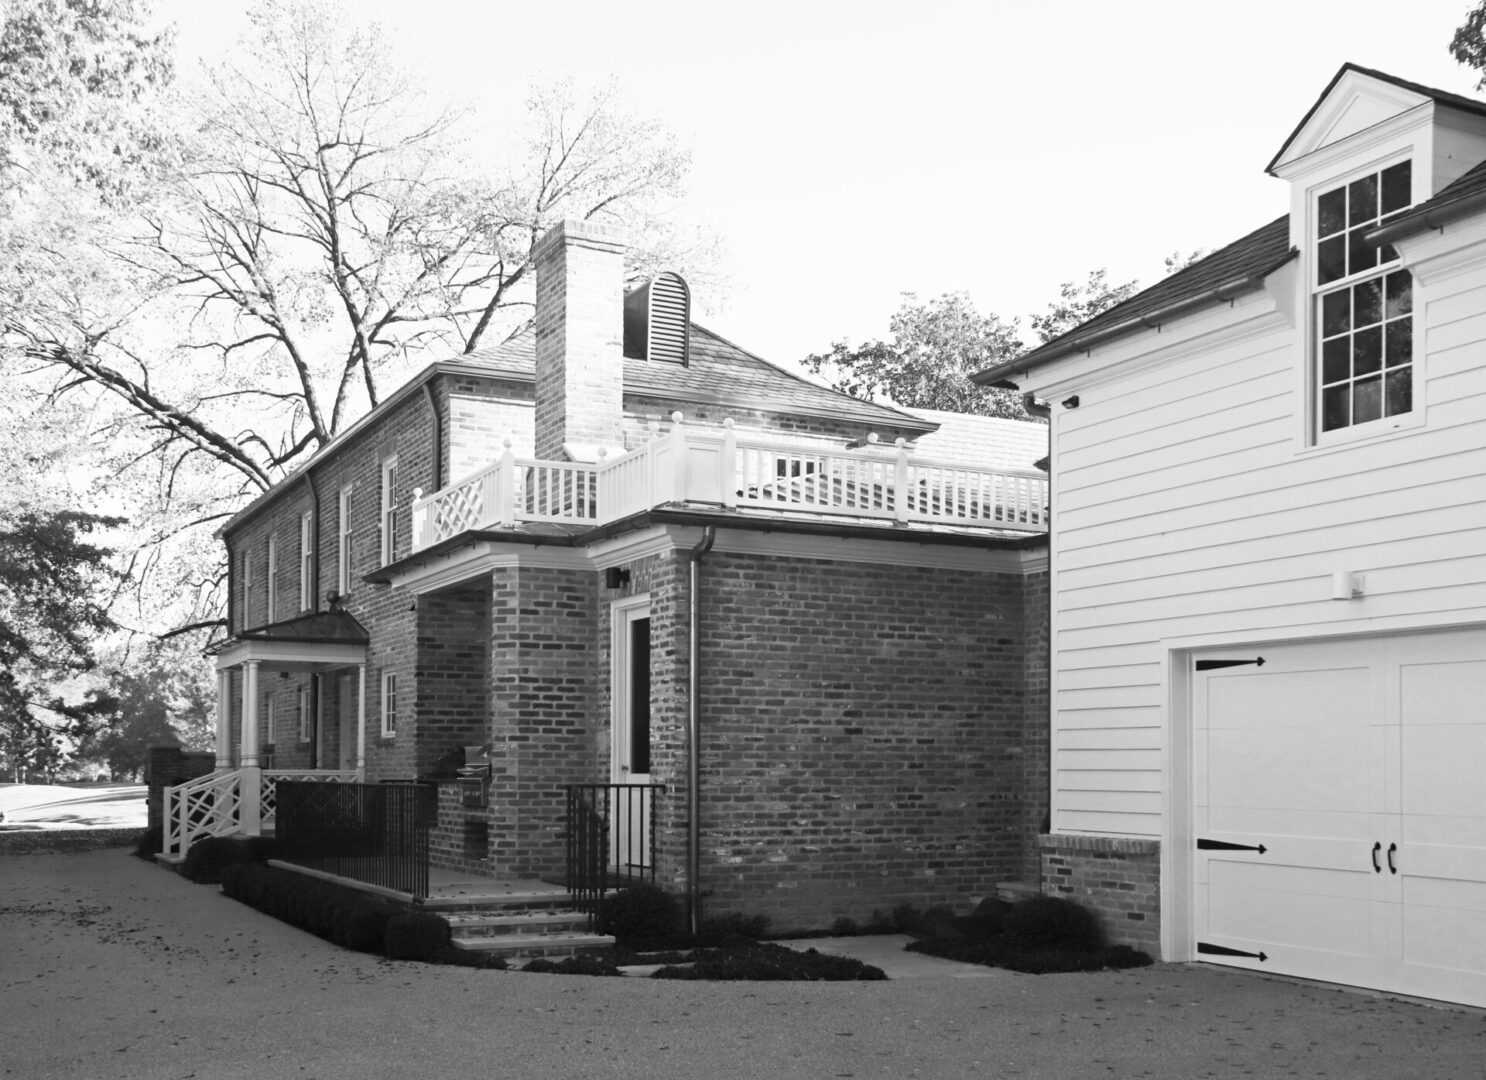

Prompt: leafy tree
xmin=1452 ymin=3 xmax=1486 ymax=88
xmin=78 ymin=669 xmax=184 ymax=780
xmin=804 ymin=269 xmax=1139 ymax=419
xmin=0 ymin=510 xmax=123 ymax=779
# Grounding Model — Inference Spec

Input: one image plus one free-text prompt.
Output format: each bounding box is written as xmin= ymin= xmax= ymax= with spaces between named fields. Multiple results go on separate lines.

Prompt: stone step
xmin=419 ymin=890 xmax=576 ymax=914
xmin=443 ymin=910 xmax=594 ymax=939
xmin=449 ymin=931 xmax=615 ymax=960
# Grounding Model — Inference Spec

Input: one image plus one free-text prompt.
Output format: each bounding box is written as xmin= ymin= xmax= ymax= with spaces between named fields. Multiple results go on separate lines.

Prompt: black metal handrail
xmin=275 ymin=780 xmax=436 ymax=899
xmin=564 ymin=783 xmax=665 ymax=924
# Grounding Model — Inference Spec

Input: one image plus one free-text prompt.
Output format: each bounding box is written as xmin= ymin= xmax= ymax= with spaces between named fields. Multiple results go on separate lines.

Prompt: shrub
xmin=333 ymin=907 xmax=390 ymax=953
xmin=182 ymin=836 xmax=277 ymax=884
xmin=830 ymin=916 xmax=860 ymax=936
xmin=694 ymin=911 xmax=769 ymax=946
xmin=217 ymin=863 xmax=400 ymax=957
xmin=596 ymin=884 xmax=682 ymax=946
xmin=1004 ymin=896 xmax=1101 ymax=952
xmin=653 ymin=943 xmax=887 ymax=981
xmin=384 ymin=912 xmax=451 ymax=961
xmin=133 ymin=826 xmax=162 ymax=861
xmin=522 ymin=955 xmax=623 ymax=976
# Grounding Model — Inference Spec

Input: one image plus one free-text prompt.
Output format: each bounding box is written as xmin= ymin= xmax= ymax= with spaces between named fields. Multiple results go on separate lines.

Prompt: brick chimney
xmin=532 ymin=219 xmax=626 ymax=461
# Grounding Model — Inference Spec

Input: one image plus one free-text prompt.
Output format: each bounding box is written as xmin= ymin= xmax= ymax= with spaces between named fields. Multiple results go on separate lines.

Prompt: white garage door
xmin=1193 ymin=628 xmax=1486 ymax=1006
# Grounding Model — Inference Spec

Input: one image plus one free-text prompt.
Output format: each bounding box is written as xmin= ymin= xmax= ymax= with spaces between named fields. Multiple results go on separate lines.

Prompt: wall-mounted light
xmin=1062 ymin=395 xmax=1081 ymax=409
xmin=604 ymin=567 xmax=632 ymax=589
xmin=1330 ymin=571 xmax=1365 ymax=600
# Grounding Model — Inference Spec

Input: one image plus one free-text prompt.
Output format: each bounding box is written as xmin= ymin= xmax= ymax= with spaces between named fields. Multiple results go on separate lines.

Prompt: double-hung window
xmin=380 ymin=456 xmax=399 ymax=565
xmin=380 ymin=670 xmax=398 ymax=738
xmin=299 ymin=512 xmax=314 ymax=611
xmin=266 ymin=535 xmax=278 ymax=623
xmin=1314 ymin=160 xmax=1414 ymax=436
xmin=337 ymin=486 xmax=353 ymax=598
xmin=297 ymin=684 xmax=312 ymax=743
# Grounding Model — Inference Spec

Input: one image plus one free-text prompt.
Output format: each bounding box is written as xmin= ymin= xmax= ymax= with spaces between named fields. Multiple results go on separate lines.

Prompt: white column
xmin=215 ymin=668 xmax=232 ymax=771
xmin=356 ymin=663 xmax=367 ymax=779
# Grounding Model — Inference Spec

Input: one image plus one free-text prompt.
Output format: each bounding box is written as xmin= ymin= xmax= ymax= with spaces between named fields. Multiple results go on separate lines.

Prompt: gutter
xmin=1368 ymin=187 xmax=1486 ymax=246
xmin=687 ymin=524 xmax=717 ymax=936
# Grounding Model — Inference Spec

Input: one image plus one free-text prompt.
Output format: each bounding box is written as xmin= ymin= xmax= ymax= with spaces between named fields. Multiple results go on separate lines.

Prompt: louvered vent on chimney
xmin=623 ymin=271 xmax=691 ymax=365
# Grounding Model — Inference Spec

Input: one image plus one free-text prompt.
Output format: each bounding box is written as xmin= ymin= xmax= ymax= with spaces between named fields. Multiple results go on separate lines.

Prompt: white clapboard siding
xmin=1037 ymin=256 xmax=1486 ymax=839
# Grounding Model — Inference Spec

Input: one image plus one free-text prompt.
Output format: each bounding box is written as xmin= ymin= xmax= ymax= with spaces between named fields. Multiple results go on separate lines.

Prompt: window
xmin=266 ymin=535 xmax=278 ymax=623
xmin=380 ymin=456 xmax=399 ymax=565
xmin=337 ymin=486 xmax=353 ymax=597
xmin=297 ymin=684 xmax=312 ymax=743
xmin=1314 ymin=160 xmax=1414 ymax=435
xmin=380 ymin=670 xmax=398 ymax=738
xmin=299 ymin=512 xmax=314 ymax=611
xmin=264 ymin=692 xmax=276 ymax=746
xmin=242 ymin=550 xmax=254 ymax=628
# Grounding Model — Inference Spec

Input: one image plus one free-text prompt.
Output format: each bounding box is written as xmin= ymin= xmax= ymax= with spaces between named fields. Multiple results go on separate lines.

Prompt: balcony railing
xmin=411 ymin=415 xmax=1047 ymax=552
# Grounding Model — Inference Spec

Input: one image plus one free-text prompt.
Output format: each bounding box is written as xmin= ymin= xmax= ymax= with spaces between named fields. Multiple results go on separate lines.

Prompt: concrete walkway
xmin=3 ymin=848 xmax=1484 ymax=1080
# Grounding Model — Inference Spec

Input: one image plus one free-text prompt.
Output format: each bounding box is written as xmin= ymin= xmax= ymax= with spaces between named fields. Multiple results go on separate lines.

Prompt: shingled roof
xmin=972 ymin=215 xmax=1296 ymax=387
xmin=1372 ymin=155 xmax=1486 ymax=243
xmin=464 ymin=322 xmax=936 ymax=435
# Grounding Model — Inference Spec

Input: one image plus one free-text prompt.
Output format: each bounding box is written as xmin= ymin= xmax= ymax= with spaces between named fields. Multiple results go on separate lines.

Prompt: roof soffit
xmin=1269 ymin=69 xmax=1432 ymax=178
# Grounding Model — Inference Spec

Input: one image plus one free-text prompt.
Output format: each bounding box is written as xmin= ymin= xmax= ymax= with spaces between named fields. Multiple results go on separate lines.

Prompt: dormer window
xmin=1314 ymin=160 xmax=1414 ymax=434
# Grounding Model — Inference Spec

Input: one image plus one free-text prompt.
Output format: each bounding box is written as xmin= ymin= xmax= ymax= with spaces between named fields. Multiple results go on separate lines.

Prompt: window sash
xmin=381 ymin=671 xmax=397 ymax=738
xmin=266 ymin=536 xmax=278 ymax=623
xmin=300 ymin=513 xmax=314 ymax=611
xmin=337 ymin=488 xmax=353 ymax=597
xmin=380 ymin=458 xmax=398 ymax=565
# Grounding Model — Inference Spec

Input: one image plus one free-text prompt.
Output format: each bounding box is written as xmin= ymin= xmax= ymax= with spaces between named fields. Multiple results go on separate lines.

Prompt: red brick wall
xmin=1041 ymin=834 xmax=1161 ymax=952
xmin=414 ymin=581 xmax=491 ymax=777
xmin=1019 ymin=568 xmax=1050 ymax=884
xmin=690 ymin=551 xmax=1035 ymax=932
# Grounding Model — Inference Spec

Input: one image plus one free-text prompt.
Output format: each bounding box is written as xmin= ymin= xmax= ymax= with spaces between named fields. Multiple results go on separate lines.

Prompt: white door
xmin=610 ymin=596 xmax=653 ymax=870
xmin=1193 ymin=629 xmax=1486 ymax=1006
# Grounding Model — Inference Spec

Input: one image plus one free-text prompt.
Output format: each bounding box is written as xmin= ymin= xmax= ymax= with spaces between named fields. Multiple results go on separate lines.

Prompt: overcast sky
xmin=160 ymin=0 xmax=1484 ymax=369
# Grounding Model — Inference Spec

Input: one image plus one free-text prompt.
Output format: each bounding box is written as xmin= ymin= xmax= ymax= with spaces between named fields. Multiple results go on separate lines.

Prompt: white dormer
xmin=1269 ymin=65 xmax=1486 ymax=444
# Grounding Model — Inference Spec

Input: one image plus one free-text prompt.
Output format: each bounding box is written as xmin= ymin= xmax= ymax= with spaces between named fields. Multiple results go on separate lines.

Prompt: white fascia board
xmin=707 ymin=528 xmax=1034 ymax=573
xmin=1395 ymin=209 xmax=1486 ymax=285
xmin=386 ymin=540 xmax=593 ymax=593
xmin=215 ymin=640 xmax=368 ymax=672
xmin=1013 ymin=287 xmax=1291 ymax=402
xmin=1270 ymin=76 xmax=1431 ymax=178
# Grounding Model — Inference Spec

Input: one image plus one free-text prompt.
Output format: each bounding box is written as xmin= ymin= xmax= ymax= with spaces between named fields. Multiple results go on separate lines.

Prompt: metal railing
xmin=565 ymin=783 xmax=664 ymax=922
xmin=274 ymin=780 xmax=437 ymax=899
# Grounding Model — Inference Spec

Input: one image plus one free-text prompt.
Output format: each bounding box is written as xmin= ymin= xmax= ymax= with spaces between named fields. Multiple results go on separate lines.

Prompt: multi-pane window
xmin=266 ymin=535 xmax=278 ymax=623
xmin=380 ymin=670 xmax=398 ymax=738
xmin=380 ymin=456 xmax=399 ymax=565
xmin=337 ymin=487 xmax=353 ymax=598
xmin=264 ymin=692 xmax=276 ymax=746
xmin=297 ymin=684 xmax=312 ymax=743
xmin=1315 ymin=160 xmax=1414 ymax=434
xmin=300 ymin=512 xmax=314 ymax=611
xmin=241 ymin=550 xmax=254 ymax=629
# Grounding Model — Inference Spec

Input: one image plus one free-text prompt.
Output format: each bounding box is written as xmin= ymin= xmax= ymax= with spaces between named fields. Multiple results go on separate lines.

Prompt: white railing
xmin=163 ymin=769 xmax=245 ymax=858
xmin=260 ymin=770 xmax=359 ymax=827
xmin=410 ymin=415 xmax=1048 ymax=551
xmin=162 ymin=768 xmax=361 ymax=858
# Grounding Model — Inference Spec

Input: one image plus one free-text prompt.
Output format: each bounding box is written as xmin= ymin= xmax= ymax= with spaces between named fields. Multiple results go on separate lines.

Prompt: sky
xmin=157 ymin=0 xmax=1486 ymax=369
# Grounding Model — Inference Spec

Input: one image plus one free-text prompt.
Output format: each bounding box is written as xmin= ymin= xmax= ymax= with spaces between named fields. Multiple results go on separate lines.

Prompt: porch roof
xmin=212 ymin=610 xmax=370 ymax=672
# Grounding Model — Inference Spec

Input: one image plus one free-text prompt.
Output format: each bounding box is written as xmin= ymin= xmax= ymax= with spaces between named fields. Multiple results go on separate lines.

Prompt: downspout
xmin=1024 ymin=391 xmax=1054 ymax=844
xmin=302 ymin=471 xmax=320 ymax=770
xmin=422 ymin=381 xmax=444 ymax=492
xmin=687 ymin=525 xmax=716 ymax=936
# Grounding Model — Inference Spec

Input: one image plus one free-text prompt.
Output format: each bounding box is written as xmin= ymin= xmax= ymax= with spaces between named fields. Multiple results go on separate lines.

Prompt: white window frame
xmin=264 ymin=691 xmax=276 ymax=746
xmin=380 ymin=455 xmax=399 ymax=566
xmin=299 ymin=512 xmax=314 ymax=611
xmin=1310 ymin=157 xmax=1420 ymax=445
xmin=266 ymin=535 xmax=278 ymax=623
xmin=380 ymin=670 xmax=398 ymax=738
xmin=297 ymin=684 xmax=312 ymax=743
xmin=337 ymin=486 xmax=353 ymax=598
xmin=242 ymin=549 xmax=254 ymax=629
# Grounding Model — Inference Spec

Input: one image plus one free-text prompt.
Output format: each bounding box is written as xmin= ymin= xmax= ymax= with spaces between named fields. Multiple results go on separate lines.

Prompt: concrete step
xmin=419 ymin=890 xmax=576 ymax=914
xmin=449 ymin=931 xmax=615 ymax=960
xmin=443 ymin=910 xmax=593 ymax=939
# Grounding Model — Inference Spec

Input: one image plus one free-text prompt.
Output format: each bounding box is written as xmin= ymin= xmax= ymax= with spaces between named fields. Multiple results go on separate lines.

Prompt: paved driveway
xmin=2 ymin=849 xmax=1483 ymax=1079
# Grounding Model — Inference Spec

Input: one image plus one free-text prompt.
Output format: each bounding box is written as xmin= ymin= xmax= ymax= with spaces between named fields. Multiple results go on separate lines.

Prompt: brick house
xmin=171 ymin=219 xmax=1051 ymax=932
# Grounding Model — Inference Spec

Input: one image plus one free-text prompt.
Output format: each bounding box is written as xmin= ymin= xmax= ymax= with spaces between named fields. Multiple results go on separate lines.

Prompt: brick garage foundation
xmin=1041 ymin=833 xmax=1160 ymax=953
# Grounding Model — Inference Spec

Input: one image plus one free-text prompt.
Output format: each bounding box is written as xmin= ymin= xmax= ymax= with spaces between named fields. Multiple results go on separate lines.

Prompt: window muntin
xmin=380 ymin=670 xmax=397 ymax=738
xmin=1314 ymin=160 xmax=1414 ymax=435
xmin=297 ymin=685 xmax=312 ymax=743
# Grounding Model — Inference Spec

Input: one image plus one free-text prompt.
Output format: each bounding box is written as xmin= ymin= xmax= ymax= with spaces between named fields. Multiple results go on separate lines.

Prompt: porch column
xmin=240 ymin=660 xmax=262 ymax=836
xmin=215 ymin=668 xmax=232 ymax=771
xmin=356 ymin=663 xmax=367 ymax=779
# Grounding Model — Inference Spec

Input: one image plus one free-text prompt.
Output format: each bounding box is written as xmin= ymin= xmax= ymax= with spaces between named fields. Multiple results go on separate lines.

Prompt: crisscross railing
xmin=261 ymin=770 xmax=359 ymax=827
xmin=163 ymin=769 xmax=245 ymax=858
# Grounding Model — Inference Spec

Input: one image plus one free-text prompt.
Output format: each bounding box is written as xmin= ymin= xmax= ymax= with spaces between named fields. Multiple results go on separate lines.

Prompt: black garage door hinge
xmin=1198 ymin=942 xmax=1268 ymax=961
xmin=1197 ymin=838 xmax=1268 ymax=854
xmin=1195 ymin=657 xmax=1266 ymax=671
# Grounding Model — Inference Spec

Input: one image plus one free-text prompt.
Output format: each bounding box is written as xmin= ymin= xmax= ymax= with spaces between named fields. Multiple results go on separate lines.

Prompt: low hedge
xmin=181 ymin=835 xmax=279 ymax=884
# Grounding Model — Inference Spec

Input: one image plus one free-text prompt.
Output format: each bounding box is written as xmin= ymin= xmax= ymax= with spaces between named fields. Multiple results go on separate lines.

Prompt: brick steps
xmin=431 ymin=889 xmax=614 ymax=959
xmin=450 ymin=930 xmax=615 ymax=959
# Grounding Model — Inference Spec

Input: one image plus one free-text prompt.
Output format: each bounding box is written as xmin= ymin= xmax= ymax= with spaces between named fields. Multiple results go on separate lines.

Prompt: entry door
xmin=1193 ymin=629 xmax=1486 ymax=1006
xmin=610 ymin=596 xmax=653 ymax=869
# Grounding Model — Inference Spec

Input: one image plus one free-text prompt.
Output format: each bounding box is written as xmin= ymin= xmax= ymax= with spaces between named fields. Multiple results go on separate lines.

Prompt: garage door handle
xmin=1372 ymin=841 xmax=1382 ymax=873
xmin=1387 ymin=842 xmax=1397 ymax=874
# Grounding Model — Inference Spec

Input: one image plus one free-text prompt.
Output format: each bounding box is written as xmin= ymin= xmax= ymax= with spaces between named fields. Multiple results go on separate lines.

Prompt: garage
xmin=1193 ymin=628 xmax=1486 ymax=1006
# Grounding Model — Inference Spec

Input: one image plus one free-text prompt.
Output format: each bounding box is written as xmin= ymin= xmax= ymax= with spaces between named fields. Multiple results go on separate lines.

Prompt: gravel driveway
xmin=3 ymin=848 xmax=1483 ymax=1079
